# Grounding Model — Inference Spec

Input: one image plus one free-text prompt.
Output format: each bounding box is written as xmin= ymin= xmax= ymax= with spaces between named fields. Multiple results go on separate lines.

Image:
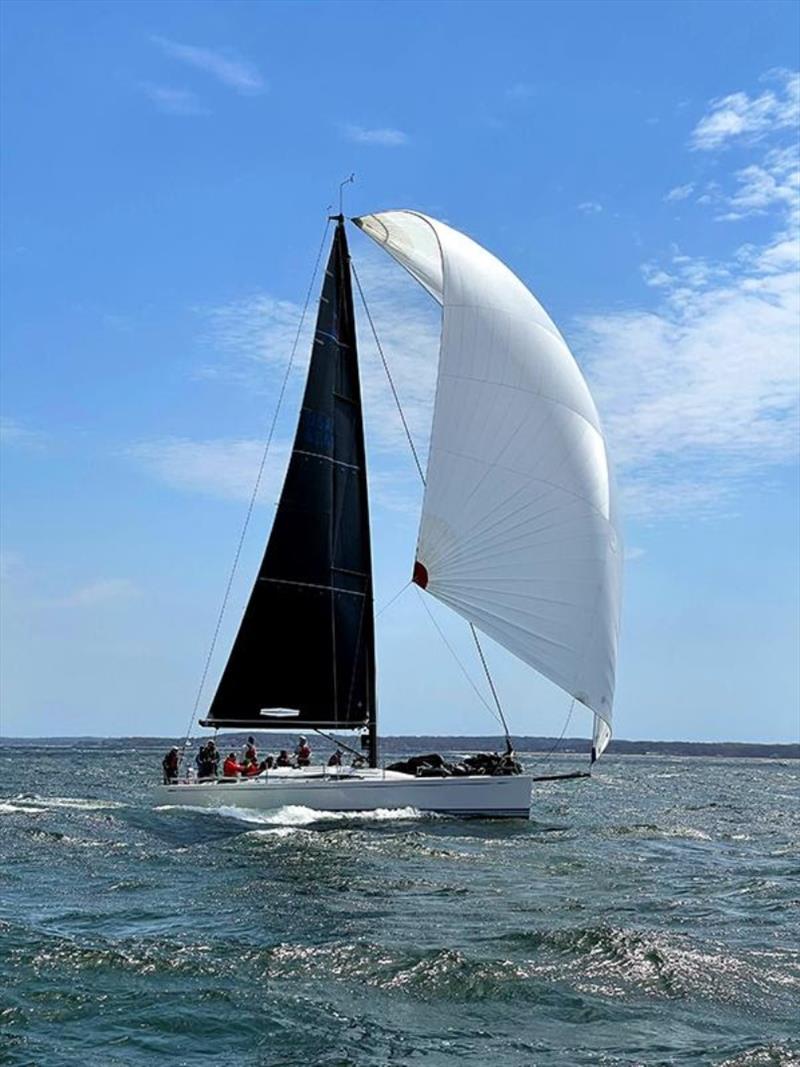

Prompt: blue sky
xmin=1 ymin=0 xmax=798 ymax=743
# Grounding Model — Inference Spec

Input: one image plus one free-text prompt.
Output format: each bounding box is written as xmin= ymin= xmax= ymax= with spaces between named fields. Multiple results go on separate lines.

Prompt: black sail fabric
xmin=201 ymin=221 xmax=375 ymax=731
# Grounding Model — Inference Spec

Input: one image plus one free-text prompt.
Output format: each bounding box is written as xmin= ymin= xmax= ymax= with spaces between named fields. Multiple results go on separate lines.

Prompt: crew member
xmin=162 ymin=746 xmax=180 ymax=783
xmin=206 ymin=740 xmax=219 ymax=777
xmin=295 ymin=735 xmax=311 ymax=767
xmin=223 ymin=752 xmax=244 ymax=777
xmin=243 ymin=736 xmax=258 ymax=764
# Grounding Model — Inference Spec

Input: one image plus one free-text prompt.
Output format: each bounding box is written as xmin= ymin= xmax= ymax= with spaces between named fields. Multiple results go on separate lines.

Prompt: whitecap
xmin=11 ymin=795 xmax=124 ymax=811
xmin=0 ymin=800 xmax=43 ymax=815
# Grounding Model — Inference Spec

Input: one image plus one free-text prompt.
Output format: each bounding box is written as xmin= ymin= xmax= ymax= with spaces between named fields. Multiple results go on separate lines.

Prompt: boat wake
xmin=154 ymin=802 xmax=438 ymax=827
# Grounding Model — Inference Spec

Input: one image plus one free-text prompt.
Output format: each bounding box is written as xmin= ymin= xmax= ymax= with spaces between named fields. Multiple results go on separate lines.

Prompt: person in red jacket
xmin=223 ymin=752 xmax=244 ymax=777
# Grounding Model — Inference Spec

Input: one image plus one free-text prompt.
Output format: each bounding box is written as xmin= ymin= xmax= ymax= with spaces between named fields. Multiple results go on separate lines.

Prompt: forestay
xmin=354 ymin=211 xmax=621 ymax=757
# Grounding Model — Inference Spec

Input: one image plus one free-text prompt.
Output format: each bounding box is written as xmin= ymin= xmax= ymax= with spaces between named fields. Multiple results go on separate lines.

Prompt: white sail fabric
xmin=354 ymin=211 xmax=621 ymax=754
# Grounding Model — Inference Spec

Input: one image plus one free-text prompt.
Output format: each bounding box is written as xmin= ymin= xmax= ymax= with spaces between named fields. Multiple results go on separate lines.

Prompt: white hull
xmin=155 ymin=767 xmax=532 ymax=818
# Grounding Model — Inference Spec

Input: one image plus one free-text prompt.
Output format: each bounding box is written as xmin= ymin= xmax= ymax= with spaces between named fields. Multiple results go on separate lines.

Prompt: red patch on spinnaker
xmin=412 ymin=560 xmax=429 ymax=589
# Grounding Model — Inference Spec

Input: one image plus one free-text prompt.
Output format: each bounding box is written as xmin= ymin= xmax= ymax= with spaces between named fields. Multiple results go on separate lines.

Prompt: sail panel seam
xmin=294 ymin=449 xmax=361 ymax=471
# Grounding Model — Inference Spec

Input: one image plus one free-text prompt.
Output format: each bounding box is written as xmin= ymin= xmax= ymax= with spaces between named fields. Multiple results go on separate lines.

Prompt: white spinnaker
xmin=354 ymin=211 xmax=621 ymax=756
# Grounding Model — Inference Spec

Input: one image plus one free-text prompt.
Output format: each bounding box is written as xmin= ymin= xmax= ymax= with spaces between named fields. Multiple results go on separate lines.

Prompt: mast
xmin=201 ymin=217 xmax=377 ymax=763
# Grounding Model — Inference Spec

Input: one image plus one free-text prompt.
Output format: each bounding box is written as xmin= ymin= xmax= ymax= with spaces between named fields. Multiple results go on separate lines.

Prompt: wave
xmin=5 ymin=922 xmax=793 ymax=1011
xmin=606 ymin=822 xmax=711 ymax=841
xmin=716 ymin=1044 xmax=800 ymax=1066
xmin=491 ymin=923 xmax=798 ymax=1007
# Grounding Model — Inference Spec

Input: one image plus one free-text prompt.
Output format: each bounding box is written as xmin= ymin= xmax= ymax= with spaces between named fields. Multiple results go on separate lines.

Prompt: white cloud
xmin=152 ymin=36 xmax=265 ymax=95
xmin=579 ymin=227 xmax=799 ymax=519
xmin=715 ymin=145 xmax=799 ymax=222
xmin=690 ymin=69 xmax=799 ymax=150
xmin=571 ymin=70 xmax=800 ymax=520
xmin=201 ymin=293 xmax=309 ymax=376
xmin=577 ymin=201 xmax=603 ymax=215
xmin=140 ymin=83 xmax=208 ymax=116
xmin=127 ymin=437 xmax=290 ymax=503
xmin=138 ymin=71 xmax=800 ymax=527
xmin=59 ymin=579 xmax=140 ymax=608
xmin=342 ymin=124 xmax=409 ymax=147
xmin=665 ymin=183 xmax=694 ymax=202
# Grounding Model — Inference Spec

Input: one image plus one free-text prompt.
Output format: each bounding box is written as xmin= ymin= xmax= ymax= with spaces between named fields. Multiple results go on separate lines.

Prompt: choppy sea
xmin=0 ymin=744 xmax=798 ymax=1066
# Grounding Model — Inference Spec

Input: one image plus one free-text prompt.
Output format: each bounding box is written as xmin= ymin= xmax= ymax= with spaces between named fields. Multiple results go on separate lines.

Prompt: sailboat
xmin=156 ymin=210 xmax=621 ymax=818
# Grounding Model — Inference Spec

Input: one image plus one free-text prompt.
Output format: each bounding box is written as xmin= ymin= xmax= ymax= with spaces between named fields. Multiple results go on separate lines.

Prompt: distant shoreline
xmin=0 ymin=734 xmax=797 ymax=758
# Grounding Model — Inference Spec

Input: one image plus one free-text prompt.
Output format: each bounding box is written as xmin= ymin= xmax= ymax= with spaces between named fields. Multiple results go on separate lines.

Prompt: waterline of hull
xmin=155 ymin=771 xmax=533 ymax=818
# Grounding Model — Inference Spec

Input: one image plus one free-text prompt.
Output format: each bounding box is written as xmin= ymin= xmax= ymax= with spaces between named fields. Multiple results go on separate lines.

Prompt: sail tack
xmin=202 ymin=220 xmax=375 ymax=732
xmin=354 ymin=211 xmax=621 ymax=754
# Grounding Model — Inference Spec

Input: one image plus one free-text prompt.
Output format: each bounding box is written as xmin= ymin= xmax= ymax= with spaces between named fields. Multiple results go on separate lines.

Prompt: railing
xmin=164 ymin=762 xmax=382 ymax=786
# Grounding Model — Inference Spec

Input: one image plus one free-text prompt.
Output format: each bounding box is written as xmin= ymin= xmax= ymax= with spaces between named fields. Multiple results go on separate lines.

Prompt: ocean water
xmin=1 ymin=745 xmax=798 ymax=1067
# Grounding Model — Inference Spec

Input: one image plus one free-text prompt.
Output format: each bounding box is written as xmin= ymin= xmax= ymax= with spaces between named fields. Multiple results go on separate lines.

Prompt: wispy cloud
xmin=0 ymin=417 xmax=45 ymax=449
xmin=152 ymin=36 xmax=266 ymax=95
xmin=577 ymin=201 xmax=603 ymax=215
xmin=58 ymin=579 xmax=140 ymax=608
xmin=342 ymin=123 xmax=409 ymax=147
xmin=0 ymin=550 xmax=24 ymax=582
xmin=690 ymin=68 xmax=799 ymax=150
xmin=133 ymin=248 xmax=438 ymax=513
xmin=140 ymin=83 xmax=208 ymax=116
xmin=198 ymin=248 xmax=440 ymax=463
xmin=127 ymin=433 xmax=421 ymax=516
xmin=505 ymin=82 xmax=536 ymax=101
xmin=127 ymin=437 xmax=289 ymax=504
xmin=665 ymin=183 xmax=694 ymax=202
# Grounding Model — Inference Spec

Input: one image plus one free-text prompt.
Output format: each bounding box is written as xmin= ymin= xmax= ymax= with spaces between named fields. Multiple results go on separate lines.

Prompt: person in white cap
xmin=295 ymin=735 xmax=311 ymax=767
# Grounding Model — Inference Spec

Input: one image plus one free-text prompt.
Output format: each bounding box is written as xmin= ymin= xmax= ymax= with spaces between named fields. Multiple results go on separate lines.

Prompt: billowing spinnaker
xmin=355 ymin=211 xmax=621 ymax=751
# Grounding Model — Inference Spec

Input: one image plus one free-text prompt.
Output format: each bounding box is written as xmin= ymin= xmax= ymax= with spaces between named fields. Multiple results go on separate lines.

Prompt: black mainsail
xmin=201 ymin=218 xmax=377 ymax=763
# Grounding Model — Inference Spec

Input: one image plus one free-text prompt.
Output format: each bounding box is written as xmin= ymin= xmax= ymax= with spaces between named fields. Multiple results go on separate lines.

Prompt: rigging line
xmin=375 ymin=580 xmax=411 ymax=619
xmin=469 ymin=623 xmax=512 ymax=751
xmin=178 ymin=217 xmax=333 ymax=764
xmin=311 ymin=727 xmax=363 ymax=762
xmin=350 ymin=260 xmax=427 ymax=487
xmin=414 ymin=588 xmax=503 ymax=730
xmin=535 ymin=698 xmax=577 ymax=777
